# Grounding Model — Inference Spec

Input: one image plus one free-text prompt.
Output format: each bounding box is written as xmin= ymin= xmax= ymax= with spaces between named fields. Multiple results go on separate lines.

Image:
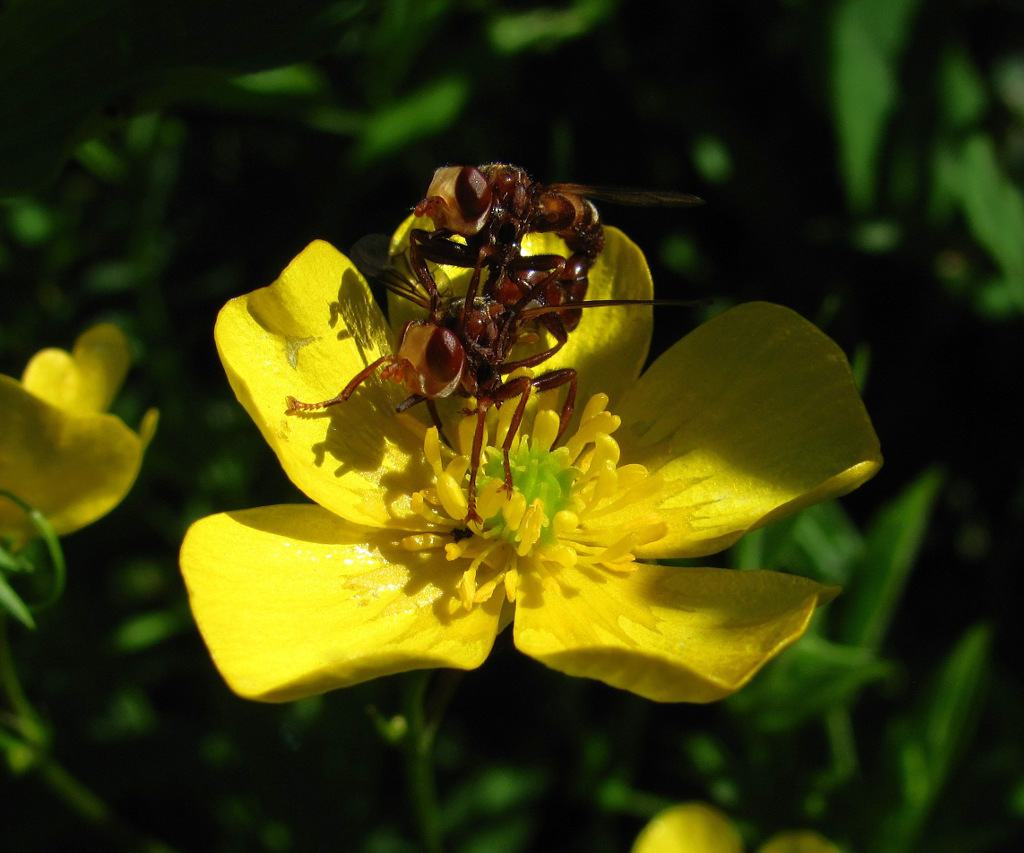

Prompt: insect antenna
xmin=516 ymin=296 xmax=710 ymax=321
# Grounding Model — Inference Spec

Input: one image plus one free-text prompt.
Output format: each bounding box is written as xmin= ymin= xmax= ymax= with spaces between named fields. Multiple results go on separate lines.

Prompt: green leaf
xmin=939 ymin=47 xmax=988 ymax=131
xmin=351 ymin=75 xmax=468 ymax=166
xmin=830 ymin=0 xmax=925 ymax=211
xmin=839 ymin=468 xmax=943 ymax=650
xmin=954 ymin=135 xmax=1024 ymax=312
xmin=0 ymin=573 xmax=36 ymax=629
xmin=0 ymin=490 xmax=66 ymax=614
xmin=487 ymin=0 xmax=614 ymax=55
xmin=111 ymin=608 xmax=189 ymax=652
xmin=0 ymin=0 xmax=353 ymax=195
xmin=727 ymin=634 xmax=894 ymax=731
xmin=732 ymin=501 xmax=864 ymax=586
xmin=871 ymin=625 xmax=992 ymax=853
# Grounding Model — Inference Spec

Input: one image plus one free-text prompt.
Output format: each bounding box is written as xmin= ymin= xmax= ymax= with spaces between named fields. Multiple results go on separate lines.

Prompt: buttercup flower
xmin=1 ymin=325 xmax=158 ymax=548
xmin=180 ymin=223 xmax=880 ymax=703
xmin=632 ymin=802 xmax=841 ymax=853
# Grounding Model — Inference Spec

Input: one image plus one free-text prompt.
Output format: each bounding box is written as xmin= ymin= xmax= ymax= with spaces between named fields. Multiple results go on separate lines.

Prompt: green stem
xmin=0 ymin=489 xmax=67 ymax=612
xmin=1 ymin=614 xmax=180 ymax=853
xmin=35 ymin=756 xmax=179 ymax=853
xmin=0 ymin=612 xmax=37 ymax=726
xmin=402 ymin=670 xmax=460 ymax=853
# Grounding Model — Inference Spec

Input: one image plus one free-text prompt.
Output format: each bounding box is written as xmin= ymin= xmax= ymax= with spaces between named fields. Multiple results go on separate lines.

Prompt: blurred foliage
xmin=2 ymin=0 xmax=1023 ymax=851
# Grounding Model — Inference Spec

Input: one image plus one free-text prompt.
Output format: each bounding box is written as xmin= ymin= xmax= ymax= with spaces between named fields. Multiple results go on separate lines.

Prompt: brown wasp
xmin=287 ymin=164 xmax=702 ymax=521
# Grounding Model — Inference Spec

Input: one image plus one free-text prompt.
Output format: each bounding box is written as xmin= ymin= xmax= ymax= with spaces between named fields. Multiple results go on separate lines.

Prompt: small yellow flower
xmin=180 ymin=225 xmax=880 ymax=703
xmin=0 ymin=325 xmax=158 ymax=548
xmin=632 ymin=802 xmax=841 ymax=853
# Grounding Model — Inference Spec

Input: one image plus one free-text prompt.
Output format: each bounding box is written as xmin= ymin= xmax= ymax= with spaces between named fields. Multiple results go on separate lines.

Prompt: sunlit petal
xmin=215 ymin=240 xmax=433 ymax=529
xmin=0 ymin=376 xmax=143 ymax=542
xmin=631 ymin=802 xmax=743 ymax=853
xmin=526 ymin=226 xmax=654 ymax=410
xmin=21 ymin=323 xmax=130 ymax=415
xmin=605 ymin=302 xmax=881 ymax=558
xmin=514 ymin=561 xmax=838 ymax=703
xmin=180 ymin=504 xmax=503 ymax=702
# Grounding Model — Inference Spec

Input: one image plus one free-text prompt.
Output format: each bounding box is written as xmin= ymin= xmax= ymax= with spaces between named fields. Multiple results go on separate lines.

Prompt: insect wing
xmin=550 ymin=184 xmax=704 ymax=207
xmin=350 ymin=233 xmax=431 ymax=309
xmin=349 ymin=233 xmax=393 ymax=281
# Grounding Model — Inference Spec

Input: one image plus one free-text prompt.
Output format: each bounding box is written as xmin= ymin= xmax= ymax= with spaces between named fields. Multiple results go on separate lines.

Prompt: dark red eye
xmin=395 ymin=322 xmax=466 ymax=398
xmin=455 ymin=167 xmax=492 ymax=220
xmin=425 ymin=326 xmax=464 ymax=385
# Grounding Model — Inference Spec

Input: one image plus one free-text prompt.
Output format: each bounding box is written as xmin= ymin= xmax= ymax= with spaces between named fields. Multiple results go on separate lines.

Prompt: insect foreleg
xmin=285 ymin=354 xmax=397 ymax=413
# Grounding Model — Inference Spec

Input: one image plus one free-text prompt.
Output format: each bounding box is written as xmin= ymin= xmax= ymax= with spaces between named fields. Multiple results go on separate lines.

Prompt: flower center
xmin=476 ymin=439 xmax=574 ymax=546
xmin=400 ymin=392 xmax=667 ymax=612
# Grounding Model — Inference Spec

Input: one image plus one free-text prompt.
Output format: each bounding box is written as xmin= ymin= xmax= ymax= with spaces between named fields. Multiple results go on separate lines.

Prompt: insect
xmin=409 ymin=164 xmax=703 ymax=337
xmin=287 ymin=164 xmax=702 ymax=522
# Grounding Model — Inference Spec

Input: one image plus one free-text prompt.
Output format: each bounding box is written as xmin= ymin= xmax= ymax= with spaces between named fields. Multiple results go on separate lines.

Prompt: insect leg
xmin=528 ymin=368 xmax=577 ymax=443
xmin=488 ymin=368 xmax=577 ymax=494
xmin=498 ymin=312 xmax=569 ymax=373
xmin=536 ymin=368 xmax=577 ymax=442
xmin=465 ymin=400 xmax=492 ymax=523
xmin=285 ymin=354 xmax=396 ymax=413
xmin=490 ymin=375 xmax=535 ymax=494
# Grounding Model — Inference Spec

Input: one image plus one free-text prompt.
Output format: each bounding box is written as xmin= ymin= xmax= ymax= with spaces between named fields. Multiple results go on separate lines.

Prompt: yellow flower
xmin=632 ymin=802 xmax=841 ymax=853
xmin=1 ymin=324 xmax=158 ymax=548
xmin=179 ymin=224 xmax=880 ymax=703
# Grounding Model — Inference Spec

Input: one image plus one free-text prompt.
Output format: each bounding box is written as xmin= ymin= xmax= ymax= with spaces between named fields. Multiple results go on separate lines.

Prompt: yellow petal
xmin=757 ymin=831 xmax=841 ymax=853
xmin=179 ymin=504 xmax=503 ymax=702
xmin=514 ymin=561 xmax=838 ymax=703
xmin=0 ymin=375 xmax=143 ymax=543
xmin=21 ymin=323 xmax=131 ymax=415
xmin=525 ymin=226 xmax=654 ymax=411
xmin=632 ymin=802 xmax=743 ymax=853
xmin=606 ymin=302 xmax=881 ymax=558
xmin=387 ymin=219 xmax=653 ymax=418
xmin=214 ymin=240 xmax=433 ymax=529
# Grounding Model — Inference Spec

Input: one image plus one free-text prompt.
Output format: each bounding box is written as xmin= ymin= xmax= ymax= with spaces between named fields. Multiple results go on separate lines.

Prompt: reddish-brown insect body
xmin=286 ymin=164 xmax=702 ymax=521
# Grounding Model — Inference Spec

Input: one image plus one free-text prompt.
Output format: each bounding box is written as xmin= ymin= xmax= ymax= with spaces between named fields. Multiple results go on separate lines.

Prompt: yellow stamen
xmin=403 ymin=392 xmax=666 ymax=611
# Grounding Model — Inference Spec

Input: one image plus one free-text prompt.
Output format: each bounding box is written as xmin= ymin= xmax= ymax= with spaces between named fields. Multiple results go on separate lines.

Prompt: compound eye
xmin=395 ymin=322 xmax=465 ymax=398
xmin=423 ymin=326 xmax=466 ymax=396
xmin=455 ymin=167 xmax=491 ymax=220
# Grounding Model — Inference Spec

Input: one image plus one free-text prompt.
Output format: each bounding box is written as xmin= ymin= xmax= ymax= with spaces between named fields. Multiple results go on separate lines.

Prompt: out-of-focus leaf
xmin=488 ymin=0 xmax=614 ymax=55
xmin=727 ymin=634 xmax=894 ymax=732
xmin=179 ymin=65 xmax=365 ymax=137
xmin=351 ymin=75 xmax=468 ymax=166
xmin=788 ymin=502 xmax=865 ymax=585
xmin=732 ymin=502 xmax=863 ymax=586
xmin=0 ymin=573 xmax=36 ymax=629
xmin=692 ymin=136 xmax=734 ymax=185
xmin=939 ymin=47 xmax=988 ymax=131
xmin=88 ymin=685 xmax=159 ymax=740
xmin=112 ymin=608 xmax=189 ymax=652
xmin=953 ymin=135 xmax=1024 ymax=312
xmin=0 ymin=0 xmax=357 ymax=195
xmin=232 ymin=65 xmax=329 ymax=97
xmin=444 ymin=765 xmax=544 ymax=851
xmin=444 ymin=764 xmax=546 ymax=822
xmin=871 ymin=625 xmax=992 ymax=853
xmin=840 ymin=468 xmax=943 ymax=650
xmin=994 ymin=55 xmax=1024 ymax=122
xmin=830 ymin=0 xmax=925 ymax=211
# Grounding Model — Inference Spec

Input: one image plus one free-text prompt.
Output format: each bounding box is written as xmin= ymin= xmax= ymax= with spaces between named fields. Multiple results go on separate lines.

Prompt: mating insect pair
xmin=286 ymin=164 xmax=702 ymax=522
